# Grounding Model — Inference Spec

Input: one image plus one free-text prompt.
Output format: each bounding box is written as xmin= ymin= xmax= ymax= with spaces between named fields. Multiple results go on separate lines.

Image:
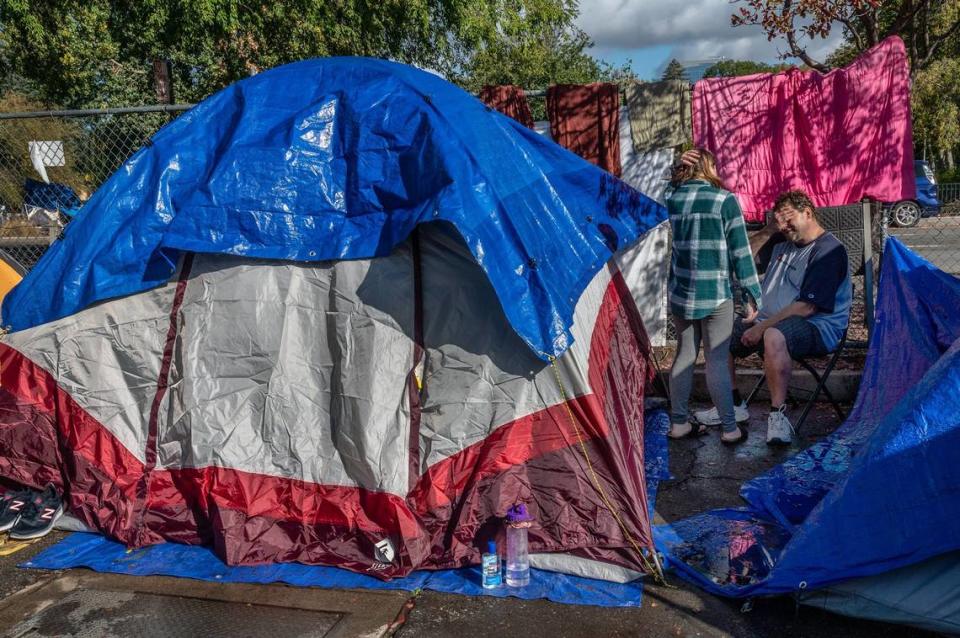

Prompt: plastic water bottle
xmin=505 ymin=503 xmax=533 ymax=587
xmin=481 ymin=540 xmax=501 ymax=589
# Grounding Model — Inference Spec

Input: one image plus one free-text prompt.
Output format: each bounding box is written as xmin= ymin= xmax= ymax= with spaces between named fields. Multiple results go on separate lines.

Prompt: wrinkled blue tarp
xmin=23 ymin=534 xmax=642 ymax=607
xmin=656 ymin=238 xmax=960 ymax=597
xmin=2 ymin=58 xmax=666 ymax=359
xmin=24 ymin=412 xmax=670 ymax=607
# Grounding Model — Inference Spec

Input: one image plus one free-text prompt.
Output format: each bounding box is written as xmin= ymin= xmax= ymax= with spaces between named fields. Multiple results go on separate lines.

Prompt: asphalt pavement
xmin=889 ymin=215 xmax=960 ymax=274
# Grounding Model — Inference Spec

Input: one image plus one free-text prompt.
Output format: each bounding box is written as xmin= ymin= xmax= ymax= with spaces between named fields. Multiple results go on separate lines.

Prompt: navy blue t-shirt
xmin=755 ymin=232 xmax=852 ymax=351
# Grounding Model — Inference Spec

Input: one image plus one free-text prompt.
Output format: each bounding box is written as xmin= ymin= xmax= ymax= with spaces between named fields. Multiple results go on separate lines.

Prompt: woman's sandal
xmin=720 ymin=425 xmax=748 ymax=446
xmin=668 ymin=422 xmax=710 ymax=440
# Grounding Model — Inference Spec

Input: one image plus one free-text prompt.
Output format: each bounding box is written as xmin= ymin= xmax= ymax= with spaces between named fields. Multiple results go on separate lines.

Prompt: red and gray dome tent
xmin=0 ymin=58 xmax=667 ymax=580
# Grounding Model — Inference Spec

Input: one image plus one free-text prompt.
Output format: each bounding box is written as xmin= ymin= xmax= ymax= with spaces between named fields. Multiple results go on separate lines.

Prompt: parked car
xmin=887 ymin=160 xmax=941 ymax=228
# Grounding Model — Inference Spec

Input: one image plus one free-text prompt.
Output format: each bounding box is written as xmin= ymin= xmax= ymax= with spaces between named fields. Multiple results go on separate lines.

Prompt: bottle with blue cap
xmin=481 ymin=540 xmax=502 ymax=589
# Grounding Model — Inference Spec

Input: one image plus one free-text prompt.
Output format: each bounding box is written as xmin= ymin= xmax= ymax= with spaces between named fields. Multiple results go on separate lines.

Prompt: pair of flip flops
xmin=668 ymin=421 xmax=748 ymax=445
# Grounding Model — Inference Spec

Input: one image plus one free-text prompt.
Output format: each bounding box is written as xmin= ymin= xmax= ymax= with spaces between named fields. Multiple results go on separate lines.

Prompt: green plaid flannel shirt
xmin=666 ymin=180 xmax=762 ymax=319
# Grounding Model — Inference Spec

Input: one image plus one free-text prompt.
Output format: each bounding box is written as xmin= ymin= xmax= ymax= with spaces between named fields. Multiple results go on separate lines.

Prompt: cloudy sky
xmin=575 ymin=0 xmax=845 ymax=78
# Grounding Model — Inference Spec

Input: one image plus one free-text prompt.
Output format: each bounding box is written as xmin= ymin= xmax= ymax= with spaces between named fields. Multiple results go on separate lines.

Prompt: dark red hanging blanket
xmin=547 ymin=83 xmax=621 ymax=176
xmin=479 ymin=85 xmax=535 ymax=129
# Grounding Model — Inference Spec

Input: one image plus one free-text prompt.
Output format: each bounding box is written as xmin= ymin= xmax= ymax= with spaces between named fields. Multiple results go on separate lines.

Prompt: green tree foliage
xmin=0 ymin=0 xmax=618 ymax=109
xmin=912 ymin=57 xmax=960 ymax=170
xmin=701 ymin=59 xmax=793 ymax=78
xmin=661 ymin=59 xmax=687 ymax=81
xmin=731 ymin=0 xmax=960 ymax=72
xmin=457 ymin=5 xmax=602 ymax=91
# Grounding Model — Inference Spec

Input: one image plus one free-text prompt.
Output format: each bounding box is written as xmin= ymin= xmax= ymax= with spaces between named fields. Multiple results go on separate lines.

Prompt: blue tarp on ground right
xmin=656 ymin=237 xmax=960 ymax=598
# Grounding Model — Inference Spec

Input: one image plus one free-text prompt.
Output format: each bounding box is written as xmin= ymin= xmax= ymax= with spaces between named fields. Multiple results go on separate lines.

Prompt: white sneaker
xmin=766 ymin=406 xmax=795 ymax=446
xmin=693 ymin=402 xmax=750 ymax=426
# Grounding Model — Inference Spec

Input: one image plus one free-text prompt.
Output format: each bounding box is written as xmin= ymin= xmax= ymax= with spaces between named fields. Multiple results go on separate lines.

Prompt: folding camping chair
xmin=744 ymin=328 xmax=848 ymax=432
xmin=744 ymin=204 xmax=868 ymax=432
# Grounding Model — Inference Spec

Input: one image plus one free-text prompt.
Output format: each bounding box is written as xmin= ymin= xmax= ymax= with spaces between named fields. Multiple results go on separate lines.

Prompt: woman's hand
xmin=680 ymin=149 xmax=701 ymax=167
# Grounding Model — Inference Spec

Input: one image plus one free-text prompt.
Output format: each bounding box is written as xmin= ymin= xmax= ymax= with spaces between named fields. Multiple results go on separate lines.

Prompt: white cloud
xmin=577 ymin=0 xmax=752 ymax=49
xmin=577 ymin=0 xmax=844 ymax=65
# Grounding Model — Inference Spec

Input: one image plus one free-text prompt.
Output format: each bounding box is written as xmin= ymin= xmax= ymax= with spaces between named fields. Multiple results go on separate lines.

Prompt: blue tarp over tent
xmin=656 ymin=238 xmax=960 ymax=597
xmin=1 ymin=58 xmax=666 ymax=359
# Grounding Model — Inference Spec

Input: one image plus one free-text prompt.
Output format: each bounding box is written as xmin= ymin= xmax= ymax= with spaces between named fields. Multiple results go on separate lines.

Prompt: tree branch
xmin=768 ymin=0 xmax=830 ymax=72
xmin=887 ymin=0 xmax=929 ymax=37
xmin=838 ymin=16 xmax=865 ymax=50
xmin=786 ymin=29 xmax=831 ymax=72
xmin=907 ymin=0 xmax=918 ymax=65
xmin=866 ymin=4 xmax=880 ymax=45
xmin=917 ymin=15 xmax=960 ymax=69
xmin=846 ymin=5 xmax=875 ymax=47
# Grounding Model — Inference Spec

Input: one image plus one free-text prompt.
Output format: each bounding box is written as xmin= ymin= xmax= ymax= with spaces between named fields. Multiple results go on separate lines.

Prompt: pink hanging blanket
xmin=692 ymin=36 xmax=915 ymax=223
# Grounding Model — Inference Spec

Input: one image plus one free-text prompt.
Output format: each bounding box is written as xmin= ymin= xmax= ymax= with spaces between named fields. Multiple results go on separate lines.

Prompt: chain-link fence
xmin=882 ymin=182 xmax=960 ymax=277
xmin=662 ymin=201 xmax=881 ymax=348
xmin=2 ymin=104 xmax=960 ymax=347
xmin=0 ymin=106 xmax=187 ymax=270
xmin=661 ymin=186 xmax=960 ymax=349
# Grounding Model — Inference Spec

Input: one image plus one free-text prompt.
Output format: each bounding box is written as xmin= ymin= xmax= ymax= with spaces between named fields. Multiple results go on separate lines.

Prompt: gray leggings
xmin=669 ymin=300 xmax=736 ymax=432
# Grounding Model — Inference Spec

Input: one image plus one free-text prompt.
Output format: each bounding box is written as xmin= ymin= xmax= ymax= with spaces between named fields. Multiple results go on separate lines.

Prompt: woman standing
xmin=666 ymin=149 xmax=760 ymax=444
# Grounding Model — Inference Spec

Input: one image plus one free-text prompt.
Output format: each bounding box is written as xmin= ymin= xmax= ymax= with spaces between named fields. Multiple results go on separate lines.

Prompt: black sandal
xmin=668 ymin=422 xmax=710 ymax=440
xmin=720 ymin=425 xmax=748 ymax=446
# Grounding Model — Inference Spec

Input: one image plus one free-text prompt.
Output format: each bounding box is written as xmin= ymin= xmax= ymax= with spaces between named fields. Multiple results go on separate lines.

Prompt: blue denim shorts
xmin=731 ymin=315 xmax=828 ymax=359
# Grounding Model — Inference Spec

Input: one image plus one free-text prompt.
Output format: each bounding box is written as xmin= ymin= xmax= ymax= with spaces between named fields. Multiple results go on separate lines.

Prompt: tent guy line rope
xmin=548 ymin=357 xmax=666 ymax=584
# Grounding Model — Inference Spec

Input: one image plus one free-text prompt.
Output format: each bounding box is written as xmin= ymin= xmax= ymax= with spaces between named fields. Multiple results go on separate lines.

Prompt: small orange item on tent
xmin=0 ymin=252 xmax=23 ymax=305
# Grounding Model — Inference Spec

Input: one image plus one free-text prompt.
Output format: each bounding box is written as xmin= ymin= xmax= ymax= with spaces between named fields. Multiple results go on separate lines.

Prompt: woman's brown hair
xmin=671 ymin=148 xmax=726 ymax=190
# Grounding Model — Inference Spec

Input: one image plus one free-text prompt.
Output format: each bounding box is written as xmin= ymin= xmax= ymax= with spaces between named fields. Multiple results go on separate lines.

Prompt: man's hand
xmin=741 ymin=324 xmax=765 ymax=347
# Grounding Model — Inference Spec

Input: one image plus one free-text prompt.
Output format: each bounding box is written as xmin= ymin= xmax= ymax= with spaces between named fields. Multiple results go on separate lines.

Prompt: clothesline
xmin=479 ymin=36 xmax=913 ymax=224
xmin=474 ymin=86 xmax=693 ymax=99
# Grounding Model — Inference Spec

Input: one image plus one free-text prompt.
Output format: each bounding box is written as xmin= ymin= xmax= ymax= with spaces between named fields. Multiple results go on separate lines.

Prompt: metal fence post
xmin=862 ymin=198 xmax=875 ymax=339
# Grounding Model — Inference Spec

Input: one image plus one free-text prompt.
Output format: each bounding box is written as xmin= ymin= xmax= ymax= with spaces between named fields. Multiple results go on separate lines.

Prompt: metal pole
xmin=0 ymin=84 xmax=628 ymax=121
xmin=152 ymin=59 xmax=175 ymax=105
xmin=0 ymin=104 xmax=194 ymax=120
xmin=862 ymin=198 xmax=875 ymax=339
xmin=0 ymin=79 xmax=649 ymax=121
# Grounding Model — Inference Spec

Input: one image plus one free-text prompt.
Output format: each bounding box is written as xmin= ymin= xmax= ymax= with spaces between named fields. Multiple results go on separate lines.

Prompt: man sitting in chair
xmin=694 ymin=190 xmax=852 ymax=445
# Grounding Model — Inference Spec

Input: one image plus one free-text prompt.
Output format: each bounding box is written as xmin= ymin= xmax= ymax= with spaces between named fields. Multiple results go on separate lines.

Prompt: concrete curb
xmin=655 ymin=367 xmax=862 ymax=404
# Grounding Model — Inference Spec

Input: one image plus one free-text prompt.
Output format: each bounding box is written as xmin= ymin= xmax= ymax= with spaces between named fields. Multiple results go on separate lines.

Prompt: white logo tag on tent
xmin=373 ymin=538 xmax=396 ymax=564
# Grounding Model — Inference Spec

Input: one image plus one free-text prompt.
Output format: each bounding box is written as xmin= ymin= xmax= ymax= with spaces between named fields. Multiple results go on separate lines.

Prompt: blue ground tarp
xmin=23 ymin=533 xmax=638 ymax=607
xmin=656 ymin=238 xmax=960 ymax=597
xmin=2 ymin=58 xmax=665 ymax=360
xmin=24 ymin=412 xmax=670 ymax=607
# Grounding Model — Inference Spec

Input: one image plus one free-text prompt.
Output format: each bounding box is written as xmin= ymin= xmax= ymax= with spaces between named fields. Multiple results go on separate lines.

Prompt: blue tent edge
xmin=654 ymin=238 xmax=960 ymax=598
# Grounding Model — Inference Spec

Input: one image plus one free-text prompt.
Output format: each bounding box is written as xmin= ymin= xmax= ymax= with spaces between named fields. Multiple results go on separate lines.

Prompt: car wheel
xmin=891 ymin=201 xmax=921 ymax=228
